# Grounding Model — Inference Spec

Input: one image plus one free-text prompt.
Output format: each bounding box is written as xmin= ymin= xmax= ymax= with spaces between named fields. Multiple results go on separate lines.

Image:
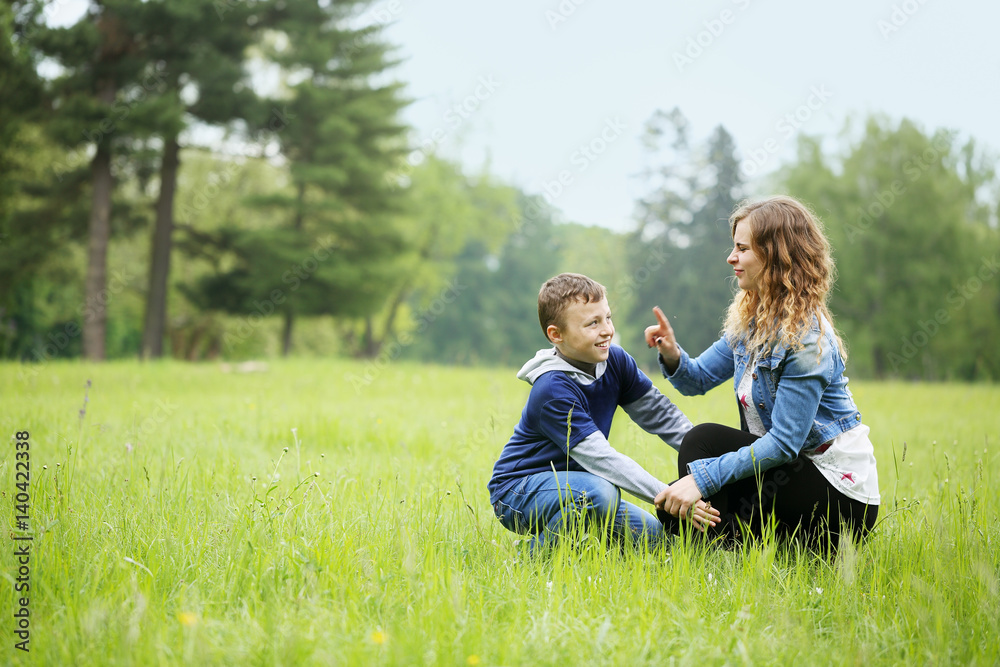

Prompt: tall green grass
xmin=2 ymin=359 xmax=998 ymax=665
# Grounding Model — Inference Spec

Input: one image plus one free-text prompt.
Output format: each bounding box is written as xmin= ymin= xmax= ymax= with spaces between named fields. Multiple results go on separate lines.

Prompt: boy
xmin=487 ymin=273 xmax=719 ymax=550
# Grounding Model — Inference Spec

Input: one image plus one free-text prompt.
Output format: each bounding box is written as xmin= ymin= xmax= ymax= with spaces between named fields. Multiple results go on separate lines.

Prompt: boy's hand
xmin=655 ymin=475 xmax=720 ymax=532
xmin=644 ymin=306 xmax=680 ymax=373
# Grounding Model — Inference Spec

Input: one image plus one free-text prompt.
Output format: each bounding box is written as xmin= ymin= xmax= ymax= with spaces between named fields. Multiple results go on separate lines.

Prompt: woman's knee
xmin=680 ymin=423 xmax=731 ymax=468
xmin=682 ymin=423 xmax=725 ymax=448
xmin=679 ymin=423 xmax=758 ymax=471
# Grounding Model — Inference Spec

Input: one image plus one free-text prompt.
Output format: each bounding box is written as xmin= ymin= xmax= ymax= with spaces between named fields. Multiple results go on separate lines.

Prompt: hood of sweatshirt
xmin=515 ymin=347 xmax=608 ymax=386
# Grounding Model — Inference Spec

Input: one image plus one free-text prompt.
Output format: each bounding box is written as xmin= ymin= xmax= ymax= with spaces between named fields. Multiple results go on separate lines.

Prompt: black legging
xmin=659 ymin=423 xmax=878 ymax=551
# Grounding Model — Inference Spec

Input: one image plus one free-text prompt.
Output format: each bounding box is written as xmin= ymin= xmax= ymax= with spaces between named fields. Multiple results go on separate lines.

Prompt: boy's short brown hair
xmin=538 ymin=273 xmax=607 ymax=338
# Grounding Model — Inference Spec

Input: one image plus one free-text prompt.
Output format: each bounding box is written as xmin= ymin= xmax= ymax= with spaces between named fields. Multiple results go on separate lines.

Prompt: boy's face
xmin=547 ymin=297 xmax=614 ymax=365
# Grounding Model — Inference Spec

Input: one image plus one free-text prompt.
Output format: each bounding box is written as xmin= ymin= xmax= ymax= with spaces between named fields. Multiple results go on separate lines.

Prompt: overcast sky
xmin=48 ymin=0 xmax=1000 ymax=232
xmin=382 ymin=0 xmax=1000 ymax=230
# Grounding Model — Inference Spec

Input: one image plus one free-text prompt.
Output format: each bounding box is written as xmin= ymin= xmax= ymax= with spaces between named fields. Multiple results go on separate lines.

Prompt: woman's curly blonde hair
xmin=723 ymin=195 xmax=846 ymax=358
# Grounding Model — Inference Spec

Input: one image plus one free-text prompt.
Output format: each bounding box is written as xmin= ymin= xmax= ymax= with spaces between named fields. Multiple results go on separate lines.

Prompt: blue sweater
xmin=488 ymin=345 xmax=689 ymax=502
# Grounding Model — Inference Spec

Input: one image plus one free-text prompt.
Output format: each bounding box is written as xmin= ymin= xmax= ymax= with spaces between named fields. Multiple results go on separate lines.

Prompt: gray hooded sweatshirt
xmin=515 ymin=347 xmax=693 ymax=504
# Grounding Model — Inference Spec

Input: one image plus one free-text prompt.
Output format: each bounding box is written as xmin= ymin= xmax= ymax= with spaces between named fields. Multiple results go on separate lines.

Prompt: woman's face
xmin=727 ymin=219 xmax=763 ymax=291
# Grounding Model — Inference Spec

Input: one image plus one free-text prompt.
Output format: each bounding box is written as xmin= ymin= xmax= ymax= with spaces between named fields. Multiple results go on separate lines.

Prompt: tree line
xmin=2 ymin=2 xmax=998 ymax=380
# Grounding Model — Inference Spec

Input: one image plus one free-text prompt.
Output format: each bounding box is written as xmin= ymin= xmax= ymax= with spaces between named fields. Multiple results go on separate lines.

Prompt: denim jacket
xmin=661 ymin=316 xmax=863 ymax=497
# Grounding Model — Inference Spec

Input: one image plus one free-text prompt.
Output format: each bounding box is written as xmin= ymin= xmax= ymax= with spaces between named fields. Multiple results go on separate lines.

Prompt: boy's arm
xmin=570 ymin=432 xmax=668 ymax=504
xmin=621 ymin=386 xmax=693 ymax=451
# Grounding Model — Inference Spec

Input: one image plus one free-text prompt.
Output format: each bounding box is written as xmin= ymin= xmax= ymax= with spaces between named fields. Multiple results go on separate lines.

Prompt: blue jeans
xmin=492 ymin=471 xmax=666 ymax=551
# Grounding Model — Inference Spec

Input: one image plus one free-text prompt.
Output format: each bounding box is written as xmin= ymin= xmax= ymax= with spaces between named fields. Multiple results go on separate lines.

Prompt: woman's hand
xmin=655 ymin=475 xmax=720 ymax=532
xmin=644 ymin=306 xmax=681 ymax=373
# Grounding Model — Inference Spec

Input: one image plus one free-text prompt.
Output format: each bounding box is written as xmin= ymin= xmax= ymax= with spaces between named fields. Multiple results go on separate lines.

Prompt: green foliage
xmin=185 ymin=222 xmax=406 ymax=319
xmin=554 ymin=222 xmax=631 ymax=300
xmin=0 ymin=111 xmax=153 ymax=361
xmin=33 ymin=0 xmax=166 ymax=150
xmin=128 ymin=0 xmax=265 ymax=358
xmin=0 ymin=5 xmax=80 ymax=356
xmin=187 ymin=0 xmax=414 ymax=354
xmin=779 ymin=117 xmax=1000 ymax=380
xmin=3 ymin=0 xmax=998 ymax=379
xmin=0 ymin=124 xmax=86 ymax=356
xmin=169 ymin=151 xmax=289 ymax=358
xmin=625 ymin=109 xmax=744 ymax=359
xmin=3 ymin=360 xmax=999 ymax=665
xmin=404 ymin=191 xmax=558 ymax=366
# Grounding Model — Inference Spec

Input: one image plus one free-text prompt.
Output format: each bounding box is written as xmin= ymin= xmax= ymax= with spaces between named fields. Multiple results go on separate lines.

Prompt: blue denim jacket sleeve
xmin=658 ymin=337 xmax=735 ymax=396
xmin=684 ymin=330 xmax=834 ymax=497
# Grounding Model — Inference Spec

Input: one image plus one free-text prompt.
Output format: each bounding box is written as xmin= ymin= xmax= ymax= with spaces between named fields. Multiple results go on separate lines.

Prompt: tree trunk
xmin=280 ymin=182 xmax=307 ymax=357
xmin=282 ymin=311 xmax=293 ymax=357
xmin=82 ymin=79 xmax=116 ymax=361
xmin=361 ymin=316 xmax=376 ymax=358
xmin=141 ymin=134 xmax=180 ymax=359
xmin=368 ymin=286 xmax=408 ymax=358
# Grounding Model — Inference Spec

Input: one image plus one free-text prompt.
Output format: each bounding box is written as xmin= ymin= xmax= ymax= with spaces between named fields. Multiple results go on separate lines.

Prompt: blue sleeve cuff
xmin=658 ymin=345 xmax=689 ymax=379
xmin=686 ymin=459 xmax=717 ymax=498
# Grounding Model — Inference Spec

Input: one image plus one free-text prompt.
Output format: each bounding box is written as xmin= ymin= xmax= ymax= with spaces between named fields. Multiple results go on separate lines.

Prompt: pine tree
xmin=134 ymin=0 xmax=260 ymax=358
xmin=28 ymin=0 xmax=153 ymax=359
xmin=627 ymin=109 xmax=743 ymax=358
xmin=200 ymin=0 xmax=411 ymax=356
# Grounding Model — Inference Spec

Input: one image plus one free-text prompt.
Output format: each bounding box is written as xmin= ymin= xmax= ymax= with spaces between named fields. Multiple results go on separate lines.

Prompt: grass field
xmin=2 ymin=358 xmax=999 ymax=665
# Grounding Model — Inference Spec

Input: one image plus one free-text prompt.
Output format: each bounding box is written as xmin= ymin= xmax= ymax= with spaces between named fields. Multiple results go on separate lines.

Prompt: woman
xmin=647 ymin=195 xmax=879 ymax=550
